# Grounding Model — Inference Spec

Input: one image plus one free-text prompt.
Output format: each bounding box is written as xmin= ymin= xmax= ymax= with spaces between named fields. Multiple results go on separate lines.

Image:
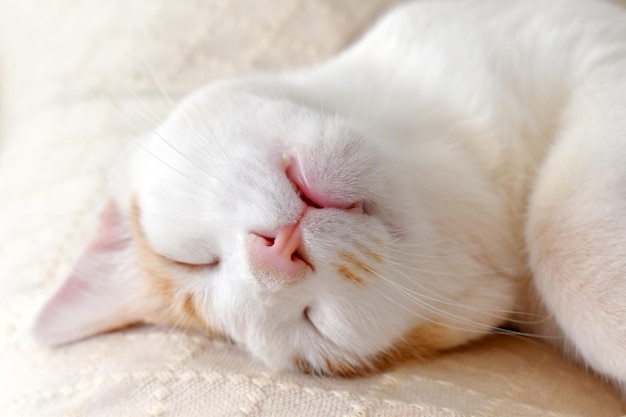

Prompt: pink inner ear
xmin=43 ymin=271 xmax=90 ymax=311
xmin=50 ymin=201 xmax=129 ymax=304
xmin=93 ymin=199 xmax=129 ymax=249
xmin=33 ymin=199 xmax=141 ymax=346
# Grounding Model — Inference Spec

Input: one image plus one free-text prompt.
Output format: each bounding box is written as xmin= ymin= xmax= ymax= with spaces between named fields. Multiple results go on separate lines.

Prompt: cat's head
xmin=34 ymin=80 xmax=516 ymax=375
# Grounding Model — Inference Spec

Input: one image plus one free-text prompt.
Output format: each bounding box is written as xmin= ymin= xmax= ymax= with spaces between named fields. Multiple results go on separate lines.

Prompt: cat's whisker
xmin=384 ymin=245 xmax=517 ymax=260
xmin=128 ymin=139 xmax=218 ymax=202
xmin=113 ymin=106 xmax=148 ymax=138
xmin=374 ymin=280 xmax=558 ymax=339
xmin=110 ymin=81 xmax=165 ymax=127
xmin=95 ymin=81 xmax=160 ymax=136
xmin=97 ymin=81 xmax=222 ymax=199
xmin=384 ymin=264 xmax=552 ymax=327
xmin=383 ymin=257 xmax=527 ymax=277
xmin=386 ymin=269 xmax=526 ymax=316
xmin=384 ymin=282 xmax=509 ymax=332
xmin=384 ymin=231 xmax=522 ymax=250
xmin=84 ymin=46 xmax=227 ymax=199
xmin=116 ymin=51 xmax=229 ymax=185
xmin=107 ymin=101 xmax=199 ymax=193
xmin=133 ymin=46 xmax=223 ymax=160
xmin=137 ymin=48 xmax=175 ymax=108
xmin=77 ymin=64 xmax=208 ymax=198
xmin=151 ymin=129 xmax=226 ymax=183
xmin=386 ymin=230 xmax=485 ymax=248
xmin=136 ymin=52 xmax=234 ymax=172
xmin=135 ymin=48 xmax=230 ymax=169
xmin=370 ymin=286 xmax=502 ymax=335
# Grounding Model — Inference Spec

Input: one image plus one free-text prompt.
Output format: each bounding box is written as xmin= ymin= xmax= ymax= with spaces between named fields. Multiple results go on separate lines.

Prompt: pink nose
xmin=249 ymin=223 xmax=310 ymax=289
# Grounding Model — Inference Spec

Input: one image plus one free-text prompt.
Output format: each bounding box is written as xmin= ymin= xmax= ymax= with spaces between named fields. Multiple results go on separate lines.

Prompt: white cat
xmin=33 ymin=0 xmax=626 ymax=394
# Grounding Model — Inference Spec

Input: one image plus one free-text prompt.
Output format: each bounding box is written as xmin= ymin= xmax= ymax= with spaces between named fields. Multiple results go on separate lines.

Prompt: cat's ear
xmin=33 ymin=199 xmax=146 ymax=346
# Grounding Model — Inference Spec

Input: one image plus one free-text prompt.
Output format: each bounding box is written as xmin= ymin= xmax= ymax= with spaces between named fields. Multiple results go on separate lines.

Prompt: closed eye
xmin=303 ymin=306 xmax=313 ymax=324
xmin=303 ymin=306 xmax=321 ymax=335
xmin=170 ymin=256 xmax=220 ymax=269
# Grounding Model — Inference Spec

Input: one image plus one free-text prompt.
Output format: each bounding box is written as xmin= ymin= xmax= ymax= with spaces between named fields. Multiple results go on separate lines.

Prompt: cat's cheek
xmin=128 ymin=201 xmax=226 ymax=337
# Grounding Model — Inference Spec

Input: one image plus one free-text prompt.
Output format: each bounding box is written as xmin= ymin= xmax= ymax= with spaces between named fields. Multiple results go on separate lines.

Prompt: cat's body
xmin=34 ymin=0 xmax=626 ymax=394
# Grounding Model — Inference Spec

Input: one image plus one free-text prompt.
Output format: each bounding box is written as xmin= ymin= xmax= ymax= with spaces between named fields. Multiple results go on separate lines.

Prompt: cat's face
xmin=35 ymin=81 xmax=517 ymax=375
xmin=130 ymin=83 xmax=429 ymax=374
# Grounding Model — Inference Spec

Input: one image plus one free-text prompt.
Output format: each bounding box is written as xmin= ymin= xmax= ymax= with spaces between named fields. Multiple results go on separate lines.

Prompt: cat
xmin=33 ymin=0 xmax=626 ymax=394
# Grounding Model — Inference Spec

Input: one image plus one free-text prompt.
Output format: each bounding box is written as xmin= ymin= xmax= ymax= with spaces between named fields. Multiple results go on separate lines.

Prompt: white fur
xmin=36 ymin=0 xmax=626 ymax=394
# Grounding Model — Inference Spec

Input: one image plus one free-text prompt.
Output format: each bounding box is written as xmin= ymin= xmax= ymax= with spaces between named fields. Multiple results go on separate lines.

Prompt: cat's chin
xmin=235 ymin=257 xmax=514 ymax=379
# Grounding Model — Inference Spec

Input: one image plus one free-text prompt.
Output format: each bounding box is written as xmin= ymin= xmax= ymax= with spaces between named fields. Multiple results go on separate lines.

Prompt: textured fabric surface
xmin=0 ymin=1 xmax=624 ymax=416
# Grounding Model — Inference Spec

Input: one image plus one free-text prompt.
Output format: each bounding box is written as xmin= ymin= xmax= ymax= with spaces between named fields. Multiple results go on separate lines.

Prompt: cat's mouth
xmin=284 ymin=152 xmax=355 ymax=210
xmin=292 ymin=247 xmax=313 ymax=269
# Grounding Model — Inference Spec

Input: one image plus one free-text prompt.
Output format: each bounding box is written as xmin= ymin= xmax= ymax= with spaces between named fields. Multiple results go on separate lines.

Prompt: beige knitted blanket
xmin=0 ymin=1 xmax=624 ymax=415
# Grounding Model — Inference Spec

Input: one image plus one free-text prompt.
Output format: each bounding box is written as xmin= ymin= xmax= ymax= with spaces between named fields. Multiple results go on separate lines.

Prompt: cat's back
xmin=338 ymin=0 xmax=626 ymax=111
xmin=369 ymin=0 xmax=626 ymax=54
xmin=344 ymin=0 xmax=626 ymax=205
xmin=297 ymin=0 xmax=626 ymax=139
